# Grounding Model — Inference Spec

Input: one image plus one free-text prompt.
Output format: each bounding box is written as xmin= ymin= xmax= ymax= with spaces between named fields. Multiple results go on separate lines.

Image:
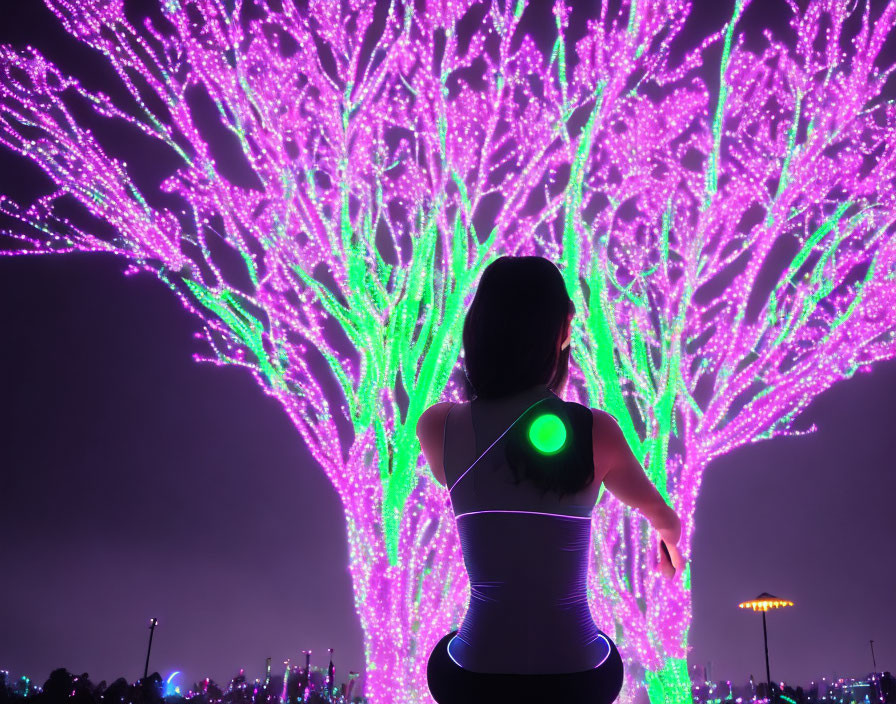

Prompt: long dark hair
xmin=462 ymin=256 xmax=575 ymax=401
xmin=461 ymin=256 xmax=592 ymax=496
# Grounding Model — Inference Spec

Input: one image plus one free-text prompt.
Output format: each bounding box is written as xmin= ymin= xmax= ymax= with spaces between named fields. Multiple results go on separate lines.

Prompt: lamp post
xmin=738 ymin=593 xmax=794 ymax=703
xmin=870 ymin=641 xmax=883 ymax=703
xmin=143 ymin=618 xmax=158 ymax=680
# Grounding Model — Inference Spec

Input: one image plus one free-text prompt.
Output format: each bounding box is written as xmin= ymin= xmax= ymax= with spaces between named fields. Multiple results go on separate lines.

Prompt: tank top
xmin=442 ymin=388 xmax=612 ymax=674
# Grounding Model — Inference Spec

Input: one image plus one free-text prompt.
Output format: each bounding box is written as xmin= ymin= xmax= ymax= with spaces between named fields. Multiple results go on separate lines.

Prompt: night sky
xmin=2 ymin=0 xmax=895 ymax=695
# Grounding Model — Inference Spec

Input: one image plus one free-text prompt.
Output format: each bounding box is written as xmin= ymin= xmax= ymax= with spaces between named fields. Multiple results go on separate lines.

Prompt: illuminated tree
xmin=2 ymin=0 xmax=895 ymax=702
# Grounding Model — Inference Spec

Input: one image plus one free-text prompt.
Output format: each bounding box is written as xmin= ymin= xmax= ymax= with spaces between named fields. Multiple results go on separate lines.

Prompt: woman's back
xmin=442 ymin=385 xmax=611 ymax=674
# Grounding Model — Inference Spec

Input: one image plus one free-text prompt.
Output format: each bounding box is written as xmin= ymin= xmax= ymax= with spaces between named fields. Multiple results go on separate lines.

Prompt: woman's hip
xmin=426 ymin=630 xmax=624 ymax=704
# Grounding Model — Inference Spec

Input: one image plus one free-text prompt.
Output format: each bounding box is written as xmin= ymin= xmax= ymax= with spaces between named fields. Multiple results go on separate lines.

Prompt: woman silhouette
xmin=416 ymin=256 xmax=685 ymax=704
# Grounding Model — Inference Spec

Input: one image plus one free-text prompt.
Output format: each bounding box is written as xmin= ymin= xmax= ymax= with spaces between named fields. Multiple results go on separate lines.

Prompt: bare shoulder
xmin=589 ymin=408 xmax=624 ymax=482
xmin=589 ymin=408 xmax=622 ymax=434
xmin=417 ymin=401 xmax=456 ymax=434
xmin=416 ymin=401 xmax=457 ymax=487
xmin=415 ymin=401 xmax=456 ymax=458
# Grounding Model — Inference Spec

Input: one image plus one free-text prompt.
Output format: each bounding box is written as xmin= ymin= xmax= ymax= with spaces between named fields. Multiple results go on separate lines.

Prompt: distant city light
xmin=164 ymin=672 xmax=181 ymax=697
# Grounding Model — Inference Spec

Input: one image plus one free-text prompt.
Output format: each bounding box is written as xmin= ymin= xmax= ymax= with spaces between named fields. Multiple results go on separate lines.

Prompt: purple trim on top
xmin=455 ymin=509 xmax=591 ymax=520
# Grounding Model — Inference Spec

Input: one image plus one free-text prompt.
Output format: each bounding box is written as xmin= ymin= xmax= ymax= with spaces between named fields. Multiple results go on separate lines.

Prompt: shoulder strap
xmin=447 ymin=396 xmax=553 ymax=494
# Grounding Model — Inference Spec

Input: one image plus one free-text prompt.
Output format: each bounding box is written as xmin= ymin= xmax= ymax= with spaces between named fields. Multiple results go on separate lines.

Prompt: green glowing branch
xmin=705 ymin=0 xmax=746 ymax=210
xmin=767 ymin=201 xmax=851 ymax=343
xmin=767 ymin=92 xmax=804 ymax=226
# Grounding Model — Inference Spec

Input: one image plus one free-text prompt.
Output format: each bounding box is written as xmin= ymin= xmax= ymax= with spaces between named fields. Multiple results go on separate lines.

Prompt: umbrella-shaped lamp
xmin=739 ymin=593 xmax=794 ymax=702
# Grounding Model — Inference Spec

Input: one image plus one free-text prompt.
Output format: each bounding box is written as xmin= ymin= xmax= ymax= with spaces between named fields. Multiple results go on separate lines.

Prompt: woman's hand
xmin=656 ymin=528 xmax=686 ymax=579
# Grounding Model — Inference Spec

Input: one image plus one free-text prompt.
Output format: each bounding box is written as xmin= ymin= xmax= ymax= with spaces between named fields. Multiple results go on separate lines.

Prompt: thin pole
xmin=144 ymin=618 xmax=158 ymax=679
xmin=762 ymin=612 xmax=772 ymax=703
xmin=871 ymin=641 xmax=882 ymax=704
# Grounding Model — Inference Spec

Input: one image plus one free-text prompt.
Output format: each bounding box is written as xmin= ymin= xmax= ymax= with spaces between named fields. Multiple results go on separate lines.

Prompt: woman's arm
xmin=591 ymin=409 xmax=681 ymax=544
xmin=416 ymin=402 xmax=455 ymax=487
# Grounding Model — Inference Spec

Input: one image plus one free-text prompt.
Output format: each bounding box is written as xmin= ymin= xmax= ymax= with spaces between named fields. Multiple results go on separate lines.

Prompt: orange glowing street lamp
xmin=739 ymin=593 xmax=794 ymax=702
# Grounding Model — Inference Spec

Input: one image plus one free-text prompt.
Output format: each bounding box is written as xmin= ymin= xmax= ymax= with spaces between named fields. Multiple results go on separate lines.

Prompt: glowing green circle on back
xmin=527 ymin=413 xmax=567 ymax=454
